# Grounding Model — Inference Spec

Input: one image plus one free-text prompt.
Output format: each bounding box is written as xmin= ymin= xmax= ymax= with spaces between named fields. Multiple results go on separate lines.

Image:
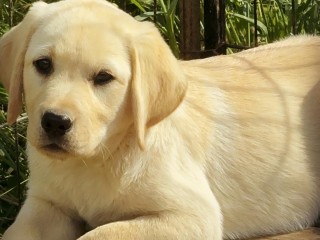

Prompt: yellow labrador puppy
xmin=1 ymin=0 xmax=320 ymax=239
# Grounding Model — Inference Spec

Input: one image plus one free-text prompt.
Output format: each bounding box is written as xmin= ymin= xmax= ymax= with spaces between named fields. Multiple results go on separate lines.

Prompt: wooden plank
xmin=251 ymin=228 xmax=320 ymax=240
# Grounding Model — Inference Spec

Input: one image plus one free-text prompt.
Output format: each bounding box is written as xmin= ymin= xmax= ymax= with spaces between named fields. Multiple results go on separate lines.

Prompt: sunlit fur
xmin=1 ymin=0 xmax=320 ymax=239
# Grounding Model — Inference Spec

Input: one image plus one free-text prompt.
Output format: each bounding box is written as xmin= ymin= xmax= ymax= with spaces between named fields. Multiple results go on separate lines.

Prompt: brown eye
xmin=93 ymin=71 xmax=114 ymax=85
xmin=33 ymin=58 xmax=53 ymax=75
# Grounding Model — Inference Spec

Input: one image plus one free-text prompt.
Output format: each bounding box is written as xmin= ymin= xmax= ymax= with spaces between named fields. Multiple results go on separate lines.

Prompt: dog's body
xmin=1 ymin=0 xmax=320 ymax=239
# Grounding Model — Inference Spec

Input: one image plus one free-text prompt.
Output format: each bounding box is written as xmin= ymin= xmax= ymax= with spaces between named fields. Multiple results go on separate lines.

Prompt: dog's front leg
xmin=2 ymin=196 xmax=83 ymax=240
xmin=78 ymin=212 xmax=222 ymax=240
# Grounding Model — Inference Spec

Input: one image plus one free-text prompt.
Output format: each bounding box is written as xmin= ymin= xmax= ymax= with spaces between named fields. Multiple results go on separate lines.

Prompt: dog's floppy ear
xmin=0 ymin=1 xmax=47 ymax=125
xmin=131 ymin=22 xmax=187 ymax=149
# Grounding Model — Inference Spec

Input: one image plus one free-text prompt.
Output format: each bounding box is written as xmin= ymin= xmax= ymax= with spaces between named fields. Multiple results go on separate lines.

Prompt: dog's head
xmin=0 ymin=0 xmax=186 ymax=159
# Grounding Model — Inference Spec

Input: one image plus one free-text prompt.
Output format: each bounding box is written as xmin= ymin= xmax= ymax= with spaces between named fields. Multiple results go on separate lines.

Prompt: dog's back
xmin=178 ymin=35 xmax=320 ymax=238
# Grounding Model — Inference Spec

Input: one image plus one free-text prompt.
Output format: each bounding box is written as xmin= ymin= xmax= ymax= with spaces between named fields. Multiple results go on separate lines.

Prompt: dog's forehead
xmin=27 ymin=2 xmax=134 ymax=68
xmin=39 ymin=0 xmax=124 ymax=17
xmin=31 ymin=20 xmax=128 ymax=55
xmin=29 ymin=0 xmax=136 ymax=48
xmin=37 ymin=1 xmax=134 ymax=37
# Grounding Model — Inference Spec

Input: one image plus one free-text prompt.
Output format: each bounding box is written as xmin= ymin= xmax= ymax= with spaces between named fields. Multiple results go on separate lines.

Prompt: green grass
xmin=0 ymin=0 xmax=319 ymax=236
xmin=0 ymin=82 xmax=28 ymax=234
xmin=0 ymin=1 xmax=30 ymax=234
xmin=225 ymin=0 xmax=319 ymax=53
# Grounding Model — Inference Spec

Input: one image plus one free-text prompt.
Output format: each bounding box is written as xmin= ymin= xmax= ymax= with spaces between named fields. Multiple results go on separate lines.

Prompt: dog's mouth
xmin=42 ymin=143 xmax=68 ymax=153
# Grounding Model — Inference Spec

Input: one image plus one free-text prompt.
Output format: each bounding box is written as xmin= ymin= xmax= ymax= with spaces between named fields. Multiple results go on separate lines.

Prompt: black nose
xmin=41 ymin=112 xmax=72 ymax=138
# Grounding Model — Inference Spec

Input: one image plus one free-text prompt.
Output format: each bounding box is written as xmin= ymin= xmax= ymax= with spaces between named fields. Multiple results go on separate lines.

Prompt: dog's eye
xmin=33 ymin=58 xmax=53 ymax=75
xmin=93 ymin=71 xmax=114 ymax=85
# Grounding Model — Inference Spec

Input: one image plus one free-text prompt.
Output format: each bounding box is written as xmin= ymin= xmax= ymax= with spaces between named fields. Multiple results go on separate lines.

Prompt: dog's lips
xmin=42 ymin=143 xmax=67 ymax=153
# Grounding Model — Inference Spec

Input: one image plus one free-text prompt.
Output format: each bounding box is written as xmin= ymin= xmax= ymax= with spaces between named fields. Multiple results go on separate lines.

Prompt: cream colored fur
xmin=1 ymin=0 xmax=320 ymax=239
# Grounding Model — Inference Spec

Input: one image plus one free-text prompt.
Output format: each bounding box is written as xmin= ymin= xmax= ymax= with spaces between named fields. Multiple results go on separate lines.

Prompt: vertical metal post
xmin=204 ymin=0 xmax=217 ymax=56
xmin=204 ymin=0 xmax=226 ymax=56
xmin=253 ymin=0 xmax=258 ymax=47
xmin=179 ymin=0 xmax=201 ymax=59
xmin=292 ymin=0 xmax=297 ymax=35
xmin=219 ymin=0 xmax=226 ymax=54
